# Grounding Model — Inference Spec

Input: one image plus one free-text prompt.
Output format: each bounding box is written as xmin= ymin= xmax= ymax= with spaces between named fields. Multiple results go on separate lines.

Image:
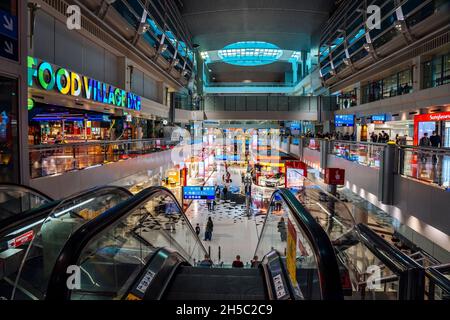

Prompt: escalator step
xmin=164 ymin=267 xmax=266 ymax=300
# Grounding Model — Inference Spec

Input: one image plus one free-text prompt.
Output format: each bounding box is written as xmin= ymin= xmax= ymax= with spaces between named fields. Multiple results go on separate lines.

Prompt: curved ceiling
xmin=181 ymin=0 xmax=336 ymax=51
xmin=180 ymin=0 xmax=336 ymax=84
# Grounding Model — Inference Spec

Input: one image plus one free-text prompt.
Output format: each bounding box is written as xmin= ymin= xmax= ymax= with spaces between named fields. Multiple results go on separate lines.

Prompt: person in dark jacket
xmin=204 ymin=217 xmax=214 ymax=241
xmin=251 ymin=256 xmax=261 ymax=268
xmin=430 ymin=131 xmax=442 ymax=165
xmin=199 ymin=254 xmax=213 ymax=268
xmin=195 ymin=223 xmax=200 ymax=236
xmin=232 ymin=255 xmax=244 ymax=268
xmin=277 ymin=217 xmax=287 ymax=242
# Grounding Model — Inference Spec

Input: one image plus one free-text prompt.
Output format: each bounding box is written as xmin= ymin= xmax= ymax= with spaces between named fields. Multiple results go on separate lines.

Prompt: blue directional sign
xmin=183 ymin=186 xmax=216 ymax=200
xmin=0 ymin=8 xmax=18 ymax=61
xmin=0 ymin=34 xmax=18 ymax=61
xmin=0 ymin=10 xmax=18 ymax=40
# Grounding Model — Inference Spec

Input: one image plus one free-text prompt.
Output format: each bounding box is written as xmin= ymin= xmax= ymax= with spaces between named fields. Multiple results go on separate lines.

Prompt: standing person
xmin=430 ymin=131 xmax=441 ymax=148
xmin=232 ymin=255 xmax=244 ymax=268
xmin=277 ymin=217 xmax=287 ymax=242
xmin=222 ymin=185 xmax=228 ymax=201
xmin=215 ymin=184 xmax=221 ymax=198
xmin=419 ymin=133 xmax=431 ymax=164
xmin=206 ymin=199 xmax=212 ymax=212
xmin=378 ymin=132 xmax=384 ymax=143
xmin=383 ymin=131 xmax=390 ymax=143
xmin=370 ymin=132 xmax=378 ymax=143
xmin=195 ymin=223 xmax=201 ymax=237
xmin=199 ymin=254 xmax=213 ymax=268
xmin=204 ymin=217 xmax=213 ymax=241
xmin=251 ymin=256 xmax=260 ymax=268
xmin=430 ymin=131 xmax=442 ymax=165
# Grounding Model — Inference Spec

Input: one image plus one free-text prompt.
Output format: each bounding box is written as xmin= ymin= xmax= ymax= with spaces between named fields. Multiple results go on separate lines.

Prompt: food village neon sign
xmin=28 ymin=57 xmax=141 ymax=111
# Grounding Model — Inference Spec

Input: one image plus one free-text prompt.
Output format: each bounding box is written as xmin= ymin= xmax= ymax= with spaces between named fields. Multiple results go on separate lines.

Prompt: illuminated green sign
xmin=27 ymin=98 xmax=34 ymax=111
xmin=27 ymin=57 xmax=141 ymax=111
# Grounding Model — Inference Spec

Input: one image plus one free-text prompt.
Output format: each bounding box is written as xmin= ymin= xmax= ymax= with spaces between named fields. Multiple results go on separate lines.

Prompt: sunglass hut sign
xmin=28 ymin=57 xmax=141 ymax=111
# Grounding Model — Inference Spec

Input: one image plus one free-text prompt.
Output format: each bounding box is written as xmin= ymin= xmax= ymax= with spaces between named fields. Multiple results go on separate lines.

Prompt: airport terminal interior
xmin=0 ymin=0 xmax=449 ymax=302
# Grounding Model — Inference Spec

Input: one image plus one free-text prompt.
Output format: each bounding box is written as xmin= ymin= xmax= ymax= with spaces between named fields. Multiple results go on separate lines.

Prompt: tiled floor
xmin=184 ymin=168 xmax=267 ymax=265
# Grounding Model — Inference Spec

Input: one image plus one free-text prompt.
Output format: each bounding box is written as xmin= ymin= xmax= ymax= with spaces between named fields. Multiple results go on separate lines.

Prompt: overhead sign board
xmin=335 ymin=114 xmax=355 ymax=127
xmin=28 ymin=57 xmax=141 ymax=111
xmin=371 ymin=114 xmax=386 ymax=124
xmin=183 ymin=186 xmax=215 ymax=200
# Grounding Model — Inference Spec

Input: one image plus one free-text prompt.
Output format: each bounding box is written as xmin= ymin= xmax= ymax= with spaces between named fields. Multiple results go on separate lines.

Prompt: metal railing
xmin=29 ymin=139 xmax=178 ymax=179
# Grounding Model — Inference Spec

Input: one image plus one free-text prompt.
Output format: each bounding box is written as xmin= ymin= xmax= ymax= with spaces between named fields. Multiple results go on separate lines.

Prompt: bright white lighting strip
xmin=7 ymin=198 xmax=96 ymax=236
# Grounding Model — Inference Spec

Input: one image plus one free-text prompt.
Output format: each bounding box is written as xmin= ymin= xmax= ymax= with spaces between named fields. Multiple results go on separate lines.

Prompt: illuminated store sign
xmin=371 ymin=114 xmax=386 ymax=124
xmin=27 ymin=57 xmax=141 ymax=111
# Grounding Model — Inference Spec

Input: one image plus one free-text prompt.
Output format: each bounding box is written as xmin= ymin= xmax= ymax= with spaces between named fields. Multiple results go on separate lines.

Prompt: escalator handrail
xmin=356 ymin=223 xmax=425 ymax=299
xmin=356 ymin=223 xmax=424 ymax=273
xmin=45 ymin=186 xmax=208 ymax=300
xmin=0 ymin=183 xmax=53 ymax=202
xmin=425 ymin=267 xmax=450 ymax=296
xmin=256 ymin=188 xmax=344 ymax=300
xmin=0 ymin=185 xmax=133 ymax=238
xmin=143 ymin=249 xmax=190 ymax=300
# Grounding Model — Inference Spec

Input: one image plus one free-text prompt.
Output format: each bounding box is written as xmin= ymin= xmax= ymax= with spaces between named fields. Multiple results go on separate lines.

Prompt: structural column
xmin=379 ymin=142 xmax=397 ymax=205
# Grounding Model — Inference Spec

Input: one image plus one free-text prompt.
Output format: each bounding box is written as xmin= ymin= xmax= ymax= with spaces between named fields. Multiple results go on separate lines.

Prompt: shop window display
xmin=0 ymin=76 xmax=19 ymax=183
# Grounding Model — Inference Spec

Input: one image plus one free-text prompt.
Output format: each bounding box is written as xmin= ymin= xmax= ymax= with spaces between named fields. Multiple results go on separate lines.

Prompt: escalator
xmin=291 ymin=176 xmax=429 ymax=300
xmin=45 ymin=186 xmax=343 ymax=300
xmin=0 ymin=185 xmax=133 ymax=300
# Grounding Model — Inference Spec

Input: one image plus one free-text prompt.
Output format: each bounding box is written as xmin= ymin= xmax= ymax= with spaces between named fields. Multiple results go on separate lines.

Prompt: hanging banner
xmin=286 ymin=218 xmax=297 ymax=285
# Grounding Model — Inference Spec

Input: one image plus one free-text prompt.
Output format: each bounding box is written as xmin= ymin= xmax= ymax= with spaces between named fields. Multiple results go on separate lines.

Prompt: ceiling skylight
xmin=218 ymin=41 xmax=283 ymax=66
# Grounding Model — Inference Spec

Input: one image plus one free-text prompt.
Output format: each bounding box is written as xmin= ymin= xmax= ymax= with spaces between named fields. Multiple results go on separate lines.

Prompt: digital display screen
xmin=183 ymin=186 xmax=216 ymax=200
xmin=371 ymin=114 xmax=386 ymax=124
xmin=335 ymin=114 xmax=354 ymax=127
xmin=215 ymin=154 xmax=240 ymax=161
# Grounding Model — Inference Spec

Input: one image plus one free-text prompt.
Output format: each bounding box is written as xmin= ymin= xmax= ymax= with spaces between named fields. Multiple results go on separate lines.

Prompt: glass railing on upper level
xmin=4 ymin=186 xmax=132 ymax=300
xmin=399 ymin=145 xmax=450 ymax=189
xmin=291 ymin=176 xmax=426 ymax=300
xmin=255 ymin=188 xmax=343 ymax=300
xmin=29 ymin=139 xmax=178 ymax=179
xmin=0 ymin=183 xmax=52 ymax=220
xmin=44 ymin=187 xmax=207 ymax=300
xmin=293 ymin=136 xmax=450 ymax=189
xmin=330 ymin=140 xmax=385 ymax=169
